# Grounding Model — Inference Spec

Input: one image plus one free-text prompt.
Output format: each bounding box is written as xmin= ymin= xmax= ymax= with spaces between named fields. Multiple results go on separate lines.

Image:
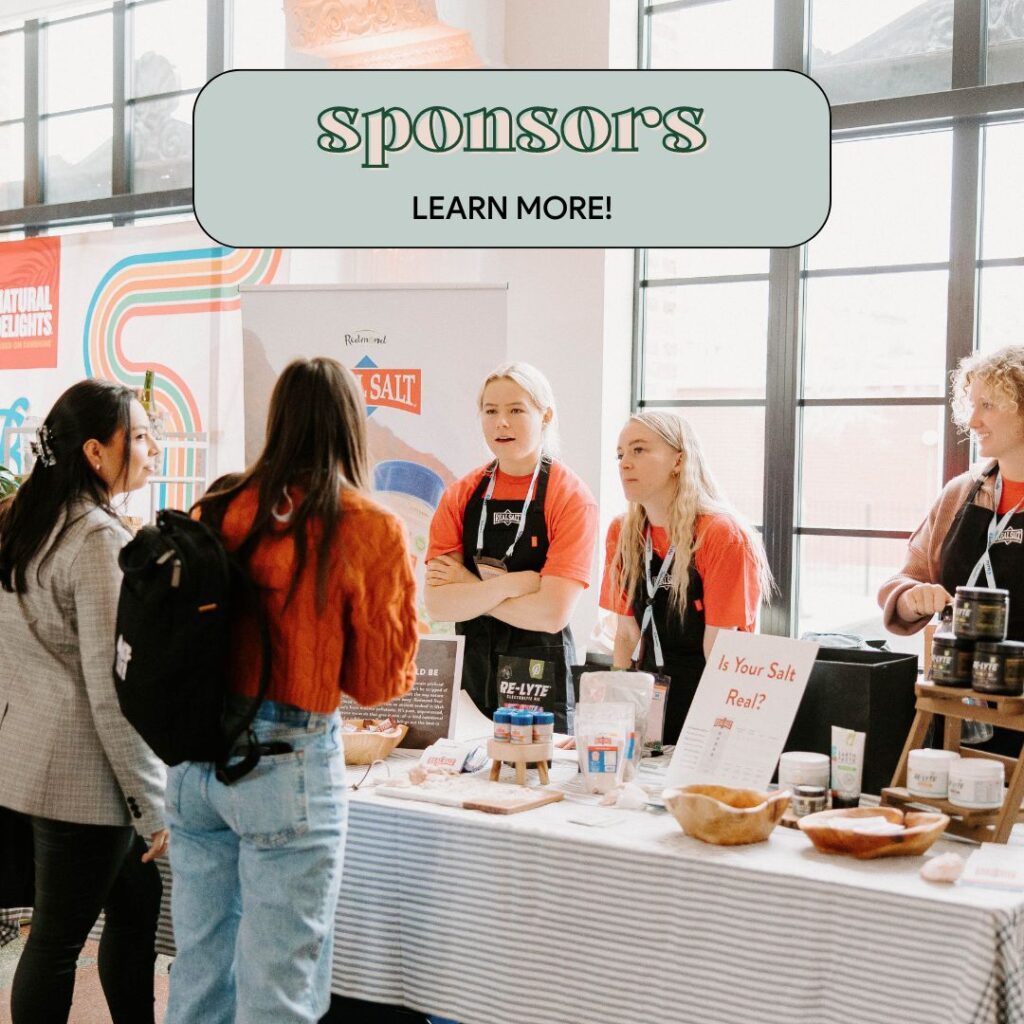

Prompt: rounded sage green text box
xmin=193 ymin=69 xmax=830 ymax=249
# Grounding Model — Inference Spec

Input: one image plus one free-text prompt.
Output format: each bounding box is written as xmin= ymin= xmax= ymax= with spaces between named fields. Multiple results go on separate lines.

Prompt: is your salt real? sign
xmin=664 ymin=632 xmax=820 ymax=791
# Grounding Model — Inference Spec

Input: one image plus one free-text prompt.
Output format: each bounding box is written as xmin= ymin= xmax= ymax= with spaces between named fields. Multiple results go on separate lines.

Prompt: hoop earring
xmin=271 ymin=485 xmax=294 ymax=523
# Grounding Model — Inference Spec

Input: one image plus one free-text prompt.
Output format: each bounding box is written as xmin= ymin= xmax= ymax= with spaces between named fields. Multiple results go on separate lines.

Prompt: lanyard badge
xmin=473 ymin=459 xmax=542 ymax=578
xmin=967 ymin=473 xmax=1024 ymax=590
xmin=630 ymin=528 xmax=676 ymax=669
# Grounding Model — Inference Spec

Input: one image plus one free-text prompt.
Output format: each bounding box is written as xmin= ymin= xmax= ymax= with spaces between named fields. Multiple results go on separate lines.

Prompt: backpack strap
xmin=214 ymin=564 xmax=280 ymax=785
xmin=193 ymin=490 xmax=290 ymax=786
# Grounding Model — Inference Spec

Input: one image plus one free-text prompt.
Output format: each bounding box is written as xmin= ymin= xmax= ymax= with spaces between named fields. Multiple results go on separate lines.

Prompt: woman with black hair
xmin=0 ymin=378 xmax=166 ymax=1024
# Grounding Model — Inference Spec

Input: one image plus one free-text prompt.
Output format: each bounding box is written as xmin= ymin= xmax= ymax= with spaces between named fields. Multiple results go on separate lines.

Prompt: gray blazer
xmin=0 ymin=501 xmax=165 ymax=836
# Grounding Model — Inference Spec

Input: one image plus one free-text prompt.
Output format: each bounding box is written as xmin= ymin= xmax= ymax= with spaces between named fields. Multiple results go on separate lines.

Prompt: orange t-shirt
xmin=599 ymin=514 xmax=761 ymax=630
xmin=426 ymin=460 xmax=598 ymax=587
xmin=999 ymin=477 xmax=1024 ymax=516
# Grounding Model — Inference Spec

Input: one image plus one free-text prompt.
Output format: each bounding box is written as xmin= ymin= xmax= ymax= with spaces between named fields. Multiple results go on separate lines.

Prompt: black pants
xmin=11 ymin=816 xmax=162 ymax=1024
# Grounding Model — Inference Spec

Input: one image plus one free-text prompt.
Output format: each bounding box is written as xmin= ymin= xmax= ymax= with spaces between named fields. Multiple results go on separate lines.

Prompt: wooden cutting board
xmin=463 ymin=789 xmax=564 ymax=815
xmin=376 ymin=779 xmax=564 ymax=815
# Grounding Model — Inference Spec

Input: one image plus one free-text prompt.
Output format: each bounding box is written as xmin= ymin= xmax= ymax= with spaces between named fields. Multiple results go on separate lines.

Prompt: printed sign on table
xmin=340 ymin=635 xmax=464 ymax=750
xmin=663 ymin=632 xmax=819 ymax=791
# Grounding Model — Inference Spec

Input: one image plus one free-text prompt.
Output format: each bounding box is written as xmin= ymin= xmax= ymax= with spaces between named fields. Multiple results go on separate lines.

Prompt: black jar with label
xmin=929 ymin=634 xmax=975 ymax=687
xmin=972 ymin=640 xmax=1024 ymax=696
xmin=953 ymin=586 xmax=1010 ymax=642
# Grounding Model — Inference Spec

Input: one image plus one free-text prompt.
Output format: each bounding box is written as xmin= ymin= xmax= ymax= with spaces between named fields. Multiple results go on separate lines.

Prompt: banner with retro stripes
xmin=1 ymin=223 xmax=286 ymax=514
xmin=83 ymin=244 xmax=282 ymax=510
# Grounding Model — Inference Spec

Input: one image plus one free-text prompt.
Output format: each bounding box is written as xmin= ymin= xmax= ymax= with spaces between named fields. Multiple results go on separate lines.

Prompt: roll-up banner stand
xmin=239 ymin=283 xmax=507 ymax=628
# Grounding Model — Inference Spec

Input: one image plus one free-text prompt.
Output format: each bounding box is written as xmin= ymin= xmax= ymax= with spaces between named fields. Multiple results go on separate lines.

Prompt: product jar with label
xmin=778 ymin=751 xmax=830 ymax=792
xmin=493 ymin=708 xmax=513 ymax=742
xmin=532 ymin=711 xmax=555 ymax=743
xmin=948 ymin=758 xmax=1005 ymax=810
xmin=929 ymin=634 xmax=974 ymax=687
xmin=953 ymin=586 xmax=1010 ymax=642
xmin=972 ymin=640 xmax=1024 ymax=696
xmin=509 ymin=711 xmax=534 ymax=744
xmin=790 ymin=785 xmax=828 ymax=818
xmin=907 ymin=748 xmax=960 ymax=798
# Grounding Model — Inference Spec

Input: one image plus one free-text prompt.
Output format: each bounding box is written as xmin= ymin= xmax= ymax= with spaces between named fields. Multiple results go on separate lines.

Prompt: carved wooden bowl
xmin=341 ymin=723 xmax=408 ymax=765
xmin=663 ymin=784 xmax=791 ymax=845
xmin=798 ymin=805 xmax=949 ymax=859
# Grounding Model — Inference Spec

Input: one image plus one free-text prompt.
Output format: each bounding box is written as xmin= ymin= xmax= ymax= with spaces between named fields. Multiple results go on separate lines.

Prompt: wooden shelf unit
xmin=882 ymin=681 xmax=1024 ymax=843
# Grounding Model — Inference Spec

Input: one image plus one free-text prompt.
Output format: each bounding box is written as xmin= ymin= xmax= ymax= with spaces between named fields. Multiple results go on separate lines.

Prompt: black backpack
xmin=113 ymin=508 xmax=282 ymax=784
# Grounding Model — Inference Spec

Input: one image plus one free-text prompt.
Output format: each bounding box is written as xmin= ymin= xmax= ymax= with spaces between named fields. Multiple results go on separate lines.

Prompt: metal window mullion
xmin=758 ymin=0 xmax=806 ymax=639
xmin=637 ymin=0 xmax=648 ymax=70
xmin=800 ymin=397 xmax=946 ymax=408
xmin=112 ymin=1 xmax=126 ymax=194
xmin=0 ymin=187 xmax=192 ymax=228
xmin=773 ymin=0 xmax=805 ymax=72
xmin=803 ymin=261 xmax=949 ymax=279
xmin=644 ymin=0 xmax=731 ymax=17
xmin=796 ymin=527 xmax=913 ymax=541
xmin=832 ymin=82 xmax=1024 ymax=132
xmin=631 ymin=248 xmax=645 ymax=414
xmin=208 ymin=0 xmax=225 ymax=80
xmin=943 ymin=120 xmax=982 ymax=484
xmin=23 ymin=20 xmax=39 ymax=207
xmin=762 ymin=245 xmax=801 ymax=638
xmin=951 ymin=0 xmax=985 ymax=90
xmin=643 ymin=272 xmax=771 ymax=288
xmin=980 ymin=256 xmax=1024 ymax=269
xmin=639 ymin=398 xmax=767 ymax=408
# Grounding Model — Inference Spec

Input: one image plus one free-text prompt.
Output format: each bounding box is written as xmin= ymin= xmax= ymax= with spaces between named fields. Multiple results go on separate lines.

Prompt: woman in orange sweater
xmin=165 ymin=358 xmax=419 ymax=1024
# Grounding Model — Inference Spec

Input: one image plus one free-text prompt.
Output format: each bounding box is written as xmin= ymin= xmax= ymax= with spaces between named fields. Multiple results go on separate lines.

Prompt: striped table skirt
xmin=37 ymin=787 xmax=1024 ymax=1024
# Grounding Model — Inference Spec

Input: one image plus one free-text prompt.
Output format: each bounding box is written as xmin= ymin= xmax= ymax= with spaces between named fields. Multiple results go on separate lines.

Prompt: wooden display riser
xmin=487 ymin=739 xmax=553 ymax=786
xmin=885 ymin=682 xmax=1024 ymax=844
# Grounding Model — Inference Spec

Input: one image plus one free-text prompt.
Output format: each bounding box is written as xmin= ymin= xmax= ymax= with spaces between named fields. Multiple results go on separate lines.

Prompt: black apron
xmin=632 ymin=549 xmax=706 ymax=744
xmin=456 ymin=460 xmax=576 ymax=732
xmin=940 ymin=466 xmax=1024 ymax=754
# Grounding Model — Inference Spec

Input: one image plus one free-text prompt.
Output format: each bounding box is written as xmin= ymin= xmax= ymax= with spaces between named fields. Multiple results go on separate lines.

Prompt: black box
xmin=782 ymin=648 xmax=919 ymax=796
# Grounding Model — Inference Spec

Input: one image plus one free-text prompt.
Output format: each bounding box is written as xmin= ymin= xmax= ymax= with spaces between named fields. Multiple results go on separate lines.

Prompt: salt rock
xmin=597 ymin=782 xmax=648 ymax=809
xmin=920 ymin=852 xmax=965 ymax=883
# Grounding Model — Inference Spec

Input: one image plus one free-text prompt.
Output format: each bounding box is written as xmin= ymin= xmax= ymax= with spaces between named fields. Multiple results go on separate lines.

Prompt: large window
xmin=637 ymin=0 xmax=1024 ymax=641
xmin=0 ymin=0 xmax=284 ymax=237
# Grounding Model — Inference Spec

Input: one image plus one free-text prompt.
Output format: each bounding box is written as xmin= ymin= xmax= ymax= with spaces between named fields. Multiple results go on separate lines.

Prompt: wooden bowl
xmin=662 ymin=784 xmax=791 ymax=845
xmin=798 ymin=805 xmax=949 ymax=859
xmin=341 ymin=723 xmax=408 ymax=765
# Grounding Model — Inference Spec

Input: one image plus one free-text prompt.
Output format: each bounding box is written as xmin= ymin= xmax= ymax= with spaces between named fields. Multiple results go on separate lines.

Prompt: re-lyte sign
xmin=194 ymin=69 xmax=831 ymax=248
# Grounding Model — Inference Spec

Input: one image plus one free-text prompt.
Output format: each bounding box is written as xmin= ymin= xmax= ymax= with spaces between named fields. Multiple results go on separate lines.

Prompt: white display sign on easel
xmin=663 ymin=631 xmax=819 ymax=791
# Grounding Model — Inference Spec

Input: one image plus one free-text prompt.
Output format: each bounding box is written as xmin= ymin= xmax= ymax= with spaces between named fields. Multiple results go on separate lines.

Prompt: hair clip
xmin=29 ymin=423 xmax=56 ymax=468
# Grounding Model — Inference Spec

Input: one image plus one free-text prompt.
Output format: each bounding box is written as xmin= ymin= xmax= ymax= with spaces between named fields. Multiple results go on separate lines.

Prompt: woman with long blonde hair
xmin=600 ymin=411 xmax=772 ymax=741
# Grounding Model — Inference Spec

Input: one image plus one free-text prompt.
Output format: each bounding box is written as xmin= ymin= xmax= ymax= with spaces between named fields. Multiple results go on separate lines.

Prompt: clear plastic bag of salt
xmin=575 ymin=701 xmax=634 ymax=794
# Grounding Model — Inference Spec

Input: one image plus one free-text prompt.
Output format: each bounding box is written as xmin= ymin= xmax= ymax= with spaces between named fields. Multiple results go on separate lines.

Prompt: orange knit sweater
xmin=216 ymin=483 xmax=419 ymax=713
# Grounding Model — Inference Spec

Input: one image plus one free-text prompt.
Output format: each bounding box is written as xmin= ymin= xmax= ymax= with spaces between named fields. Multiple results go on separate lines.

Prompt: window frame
xmin=0 ymin=0 xmax=225 ymax=234
xmin=635 ymin=0 xmax=1024 ymax=637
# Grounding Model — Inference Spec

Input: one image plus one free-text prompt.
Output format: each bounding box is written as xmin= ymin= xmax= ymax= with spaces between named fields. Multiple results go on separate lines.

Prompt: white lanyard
xmin=474 ymin=459 xmax=543 ymax=563
xmin=967 ymin=473 xmax=1024 ymax=589
xmin=631 ymin=528 xmax=676 ymax=669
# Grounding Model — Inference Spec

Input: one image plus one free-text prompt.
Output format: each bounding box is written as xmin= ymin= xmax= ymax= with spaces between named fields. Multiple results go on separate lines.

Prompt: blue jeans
xmin=165 ymin=701 xmax=347 ymax=1024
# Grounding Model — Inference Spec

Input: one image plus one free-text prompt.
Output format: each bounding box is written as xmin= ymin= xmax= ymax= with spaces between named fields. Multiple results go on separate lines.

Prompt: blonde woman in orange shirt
xmin=601 ymin=412 xmax=771 ymax=742
xmin=165 ymin=358 xmax=419 ymax=1024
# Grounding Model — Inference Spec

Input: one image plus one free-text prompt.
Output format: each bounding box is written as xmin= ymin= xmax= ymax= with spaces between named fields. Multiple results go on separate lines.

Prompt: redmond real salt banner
xmin=238 ymin=284 xmax=507 ymax=624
